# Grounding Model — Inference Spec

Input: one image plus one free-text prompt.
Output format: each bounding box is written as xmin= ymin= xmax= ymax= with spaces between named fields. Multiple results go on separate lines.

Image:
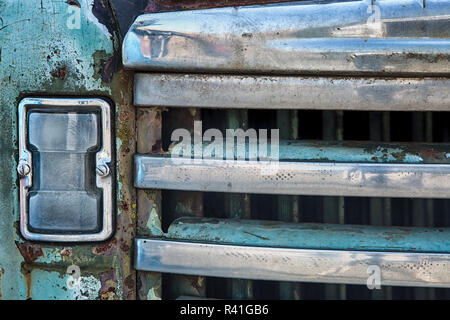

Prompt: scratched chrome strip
xmin=124 ymin=0 xmax=450 ymax=75
xmin=135 ymin=156 xmax=450 ymax=198
xmin=135 ymin=73 xmax=450 ymax=111
xmin=135 ymin=239 xmax=450 ymax=287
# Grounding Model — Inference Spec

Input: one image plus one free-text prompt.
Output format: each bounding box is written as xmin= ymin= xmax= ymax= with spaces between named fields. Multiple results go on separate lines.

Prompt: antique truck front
xmin=1 ymin=0 xmax=450 ymax=300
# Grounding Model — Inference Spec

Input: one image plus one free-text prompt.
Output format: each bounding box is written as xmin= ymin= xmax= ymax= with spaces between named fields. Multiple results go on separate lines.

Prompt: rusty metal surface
xmin=0 ymin=0 xmax=135 ymax=299
xmin=136 ymin=108 xmax=163 ymax=300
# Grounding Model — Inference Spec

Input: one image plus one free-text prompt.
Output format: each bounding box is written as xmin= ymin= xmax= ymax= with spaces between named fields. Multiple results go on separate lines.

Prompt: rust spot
xmin=99 ymin=53 xmax=119 ymax=83
xmin=66 ymin=0 xmax=81 ymax=7
xmin=124 ymin=274 xmax=134 ymax=289
xmin=120 ymin=241 xmax=130 ymax=252
xmin=0 ymin=266 xmax=4 ymax=300
xmin=151 ymin=139 xmax=162 ymax=153
xmin=15 ymin=242 xmax=44 ymax=263
xmin=118 ymin=111 xmax=130 ymax=122
xmin=419 ymin=149 xmax=445 ymax=162
xmin=121 ymin=201 xmax=129 ymax=212
xmin=60 ymin=247 xmax=73 ymax=257
xmin=51 ymin=66 xmax=67 ymax=80
xmin=99 ymin=269 xmax=118 ymax=300
xmin=22 ymin=267 xmax=32 ymax=300
xmin=93 ymin=238 xmax=117 ymax=256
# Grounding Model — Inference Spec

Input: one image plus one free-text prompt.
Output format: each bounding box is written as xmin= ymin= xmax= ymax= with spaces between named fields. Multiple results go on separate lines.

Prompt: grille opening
xmin=160 ymin=108 xmax=450 ymax=300
xmin=202 ymin=278 xmax=450 ymax=300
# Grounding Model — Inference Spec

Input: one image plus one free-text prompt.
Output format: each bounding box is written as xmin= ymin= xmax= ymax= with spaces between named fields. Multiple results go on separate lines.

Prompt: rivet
xmin=96 ymin=163 xmax=110 ymax=177
xmin=17 ymin=161 xmax=31 ymax=177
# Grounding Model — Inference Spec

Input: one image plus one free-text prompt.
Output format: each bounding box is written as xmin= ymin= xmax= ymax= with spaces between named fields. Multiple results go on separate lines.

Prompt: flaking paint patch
xmin=147 ymin=207 xmax=163 ymax=236
xmin=1 ymin=0 xmax=134 ymax=300
xmin=71 ymin=275 xmax=102 ymax=300
xmin=83 ymin=0 xmax=112 ymax=38
xmin=99 ymin=269 xmax=119 ymax=300
xmin=147 ymin=287 xmax=162 ymax=300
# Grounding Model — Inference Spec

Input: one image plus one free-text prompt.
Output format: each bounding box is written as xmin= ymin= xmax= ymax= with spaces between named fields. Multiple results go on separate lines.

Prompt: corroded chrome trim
xmin=135 ymin=155 xmax=450 ymax=198
xmin=18 ymin=98 xmax=114 ymax=242
xmin=135 ymin=73 xmax=450 ymax=111
xmin=135 ymin=239 xmax=450 ymax=287
xmin=124 ymin=0 xmax=450 ymax=75
xmin=167 ymin=217 xmax=450 ymax=253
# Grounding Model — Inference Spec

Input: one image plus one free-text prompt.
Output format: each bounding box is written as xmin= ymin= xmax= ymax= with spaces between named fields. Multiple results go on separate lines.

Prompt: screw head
xmin=96 ymin=163 xmax=110 ymax=177
xmin=17 ymin=161 xmax=31 ymax=177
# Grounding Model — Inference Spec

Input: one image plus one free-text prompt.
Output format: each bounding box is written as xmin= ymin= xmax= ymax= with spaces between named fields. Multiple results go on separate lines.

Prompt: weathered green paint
xmin=167 ymin=140 xmax=450 ymax=163
xmin=0 ymin=0 xmax=135 ymax=299
xmin=167 ymin=217 xmax=450 ymax=253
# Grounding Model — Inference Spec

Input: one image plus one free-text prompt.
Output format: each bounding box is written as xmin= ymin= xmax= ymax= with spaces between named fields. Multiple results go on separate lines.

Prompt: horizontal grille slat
xmin=135 ymin=155 xmax=450 ymax=198
xmin=135 ymin=238 xmax=450 ymax=288
xmin=135 ymin=73 xmax=450 ymax=111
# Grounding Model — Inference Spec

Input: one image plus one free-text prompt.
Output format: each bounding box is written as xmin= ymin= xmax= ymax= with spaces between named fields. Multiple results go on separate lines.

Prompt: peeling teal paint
xmin=0 ymin=0 xmax=134 ymax=299
xmin=172 ymin=140 xmax=450 ymax=163
xmin=167 ymin=217 xmax=450 ymax=253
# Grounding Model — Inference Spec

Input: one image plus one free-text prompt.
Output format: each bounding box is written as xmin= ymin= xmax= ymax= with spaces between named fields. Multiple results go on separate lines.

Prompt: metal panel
xmin=1 ymin=0 xmax=136 ymax=299
xmin=135 ymin=239 xmax=450 ymax=288
xmin=123 ymin=0 xmax=450 ymax=75
xmin=134 ymin=74 xmax=450 ymax=111
xmin=135 ymin=156 xmax=450 ymax=198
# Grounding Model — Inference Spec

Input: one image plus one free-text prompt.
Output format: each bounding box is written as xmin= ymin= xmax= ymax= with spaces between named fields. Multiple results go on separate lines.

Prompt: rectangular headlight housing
xmin=18 ymin=98 xmax=114 ymax=242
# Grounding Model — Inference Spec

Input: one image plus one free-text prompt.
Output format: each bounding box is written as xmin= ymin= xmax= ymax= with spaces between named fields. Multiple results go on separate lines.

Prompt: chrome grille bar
xmin=123 ymin=0 xmax=450 ymax=75
xmin=135 ymin=156 xmax=450 ymax=198
xmin=134 ymin=73 xmax=450 ymax=111
xmin=135 ymin=239 xmax=450 ymax=288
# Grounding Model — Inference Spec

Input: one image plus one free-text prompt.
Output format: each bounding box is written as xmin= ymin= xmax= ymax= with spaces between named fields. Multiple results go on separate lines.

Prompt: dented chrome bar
xmin=135 ymin=73 xmax=450 ymax=111
xmin=135 ymin=239 xmax=450 ymax=287
xmin=135 ymin=156 xmax=450 ymax=198
xmin=124 ymin=0 xmax=450 ymax=75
